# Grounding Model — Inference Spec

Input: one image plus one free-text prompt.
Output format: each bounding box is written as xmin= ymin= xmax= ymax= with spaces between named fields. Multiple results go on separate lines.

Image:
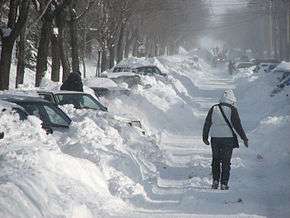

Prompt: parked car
xmin=37 ymin=91 xmax=108 ymax=111
xmin=133 ymin=65 xmax=166 ymax=77
xmin=253 ymin=63 xmax=279 ymax=73
xmin=0 ymin=94 xmax=71 ymax=133
xmin=37 ymin=90 xmax=145 ymax=134
xmin=84 ymin=77 xmax=130 ymax=97
xmin=101 ymin=65 xmax=141 ymax=88
xmin=251 ymin=58 xmax=280 ymax=65
xmin=234 ymin=62 xmax=255 ymax=70
xmin=270 ymin=74 xmax=290 ymax=97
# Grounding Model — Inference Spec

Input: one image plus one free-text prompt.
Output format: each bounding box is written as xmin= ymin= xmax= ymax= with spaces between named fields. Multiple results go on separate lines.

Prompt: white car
xmin=84 ymin=77 xmax=130 ymax=97
xmin=101 ymin=65 xmax=141 ymax=87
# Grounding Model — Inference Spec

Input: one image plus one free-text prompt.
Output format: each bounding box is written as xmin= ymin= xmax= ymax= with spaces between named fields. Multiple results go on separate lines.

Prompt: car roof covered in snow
xmin=0 ymin=99 xmax=23 ymax=109
xmin=0 ymin=94 xmax=49 ymax=103
xmin=272 ymin=62 xmax=290 ymax=73
xmin=133 ymin=65 xmax=158 ymax=69
xmin=38 ymin=90 xmax=86 ymax=95
xmin=84 ymin=77 xmax=118 ymax=88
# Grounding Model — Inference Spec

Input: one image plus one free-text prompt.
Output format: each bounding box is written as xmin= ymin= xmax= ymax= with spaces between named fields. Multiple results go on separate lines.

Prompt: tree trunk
xmin=124 ymin=28 xmax=137 ymax=58
xmin=96 ymin=50 xmax=101 ymax=77
xmin=69 ymin=6 xmax=80 ymax=73
xmin=109 ymin=45 xmax=115 ymax=68
xmin=81 ymin=27 xmax=87 ymax=78
xmin=0 ymin=39 xmax=14 ymax=90
xmin=124 ymin=30 xmax=130 ymax=58
xmin=16 ymin=24 xmax=26 ymax=88
xmin=116 ymin=24 xmax=124 ymax=63
xmin=56 ymin=11 xmax=70 ymax=82
xmin=35 ymin=17 xmax=52 ymax=87
xmin=132 ymin=37 xmax=138 ymax=57
xmin=0 ymin=0 xmax=30 ymax=90
xmin=159 ymin=41 xmax=166 ymax=56
xmin=51 ymin=33 xmax=60 ymax=82
xmin=101 ymin=50 xmax=107 ymax=72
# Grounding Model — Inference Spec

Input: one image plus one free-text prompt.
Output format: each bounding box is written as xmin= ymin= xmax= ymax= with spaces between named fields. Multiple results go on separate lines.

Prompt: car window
xmin=56 ymin=94 xmax=105 ymax=111
xmin=21 ymin=104 xmax=41 ymax=118
xmin=43 ymin=105 xmax=71 ymax=126
xmin=57 ymin=94 xmax=81 ymax=108
xmin=154 ymin=67 xmax=162 ymax=75
xmin=12 ymin=108 xmax=28 ymax=120
xmin=113 ymin=67 xmax=121 ymax=72
xmin=113 ymin=67 xmax=131 ymax=72
xmin=39 ymin=93 xmax=53 ymax=102
xmin=80 ymin=95 xmax=102 ymax=109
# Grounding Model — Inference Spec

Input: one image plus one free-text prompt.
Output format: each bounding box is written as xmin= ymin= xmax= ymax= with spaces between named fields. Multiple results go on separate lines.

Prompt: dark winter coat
xmin=202 ymin=103 xmax=248 ymax=144
xmin=60 ymin=72 xmax=83 ymax=92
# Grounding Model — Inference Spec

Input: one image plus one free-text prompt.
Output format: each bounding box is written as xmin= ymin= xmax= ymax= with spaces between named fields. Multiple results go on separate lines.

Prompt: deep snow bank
xmin=0 ymin=107 xmax=127 ymax=218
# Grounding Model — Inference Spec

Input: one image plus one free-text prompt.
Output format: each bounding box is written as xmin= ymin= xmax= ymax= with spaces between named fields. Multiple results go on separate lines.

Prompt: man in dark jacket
xmin=60 ymin=71 xmax=83 ymax=92
xmin=202 ymin=90 xmax=248 ymax=190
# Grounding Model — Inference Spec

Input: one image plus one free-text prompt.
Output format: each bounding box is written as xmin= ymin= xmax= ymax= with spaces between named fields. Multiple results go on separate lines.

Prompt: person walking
xmin=202 ymin=90 xmax=248 ymax=190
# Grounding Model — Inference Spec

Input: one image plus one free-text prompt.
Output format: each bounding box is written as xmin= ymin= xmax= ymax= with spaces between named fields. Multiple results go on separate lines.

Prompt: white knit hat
xmin=220 ymin=89 xmax=237 ymax=105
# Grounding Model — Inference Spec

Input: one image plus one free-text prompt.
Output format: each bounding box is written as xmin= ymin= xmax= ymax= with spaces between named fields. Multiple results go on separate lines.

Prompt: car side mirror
xmin=0 ymin=132 xmax=4 ymax=139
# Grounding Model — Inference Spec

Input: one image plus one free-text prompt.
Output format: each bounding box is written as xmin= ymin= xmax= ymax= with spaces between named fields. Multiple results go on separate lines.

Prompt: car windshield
xmin=43 ymin=105 xmax=71 ymax=126
xmin=12 ymin=108 xmax=28 ymax=120
xmin=113 ymin=67 xmax=131 ymax=72
xmin=55 ymin=93 xmax=106 ymax=111
xmin=16 ymin=102 xmax=71 ymax=127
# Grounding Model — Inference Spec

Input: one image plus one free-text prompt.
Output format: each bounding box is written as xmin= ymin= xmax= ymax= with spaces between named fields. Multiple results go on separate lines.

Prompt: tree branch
xmin=75 ymin=0 xmax=95 ymax=21
xmin=27 ymin=0 xmax=53 ymax=32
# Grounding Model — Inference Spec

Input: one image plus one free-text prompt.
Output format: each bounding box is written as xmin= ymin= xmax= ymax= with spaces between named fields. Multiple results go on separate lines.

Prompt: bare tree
xmin=35 ymin=0 xmax=71 ymax=87
xmin=0 ymin=0 xmax=30 ymax=90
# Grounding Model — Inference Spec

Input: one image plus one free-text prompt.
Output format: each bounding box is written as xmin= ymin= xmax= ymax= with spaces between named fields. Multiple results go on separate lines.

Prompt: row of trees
xmin=270 ymin=0 xmax=290 ymax=60
xmin=0 ymin=0 xmax=210 ymax=90
xmin=213 ymin=0 xmax=290 ymax=60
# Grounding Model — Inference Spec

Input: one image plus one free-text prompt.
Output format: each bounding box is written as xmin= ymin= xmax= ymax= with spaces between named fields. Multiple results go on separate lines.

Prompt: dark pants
xmin=211 ymin=137 xmax=234 ymax=185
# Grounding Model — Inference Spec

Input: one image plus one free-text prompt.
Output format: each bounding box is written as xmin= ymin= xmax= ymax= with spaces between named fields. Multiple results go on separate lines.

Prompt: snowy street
xmin=105 ymin=55 xmax=290 ymax=218
xmin=0 ymin=53 xmax=289 ymax=218
xmin=1 ymin=0 xmax=290 ymax=217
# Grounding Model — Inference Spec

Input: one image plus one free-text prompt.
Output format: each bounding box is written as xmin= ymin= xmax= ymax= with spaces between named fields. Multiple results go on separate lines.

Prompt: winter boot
xmin=211 ymin=180 xmax=219 ymax=189
xmin=220 ymin=184 xmax=229 ymax=190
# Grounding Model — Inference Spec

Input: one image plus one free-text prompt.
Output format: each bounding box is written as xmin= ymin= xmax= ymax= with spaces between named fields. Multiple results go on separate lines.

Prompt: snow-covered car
xmin=271 ymin=62 xmax=290 ymax=74
xmin=234 ymin=62 xmax=255 ymax=70
xmin=0 ymin=95 xmax=71 ymax=134
xmin=37 ymin=90 xmax=108 ymax=111
xmin=253 ymin=63 xmax=279 ymax=73
xmin=101 ymin=65 xmax=141 ymax=88
xmin=133 ymin=65 xmax=166 ymax=77
xmin=37 ymin=90 xmax=145 ymax=134
xmin=270 ymin=74 xmax=290 ymax=97
xmin=84 ymin=77 xmax=130 ymax=97
xmin=270 ymin=62 xmax=290 ymax=82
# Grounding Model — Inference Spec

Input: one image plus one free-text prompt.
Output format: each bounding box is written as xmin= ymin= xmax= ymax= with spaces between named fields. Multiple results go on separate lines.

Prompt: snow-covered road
xmin=110 ymin=55 xmax=290 ymax=218
xmin=1 ymin=54 xmax=289 ymax=218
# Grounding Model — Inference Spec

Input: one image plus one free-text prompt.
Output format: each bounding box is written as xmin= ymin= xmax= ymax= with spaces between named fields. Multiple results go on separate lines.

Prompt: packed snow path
xmin=117 ymin=57 xmax=289 ymax=218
